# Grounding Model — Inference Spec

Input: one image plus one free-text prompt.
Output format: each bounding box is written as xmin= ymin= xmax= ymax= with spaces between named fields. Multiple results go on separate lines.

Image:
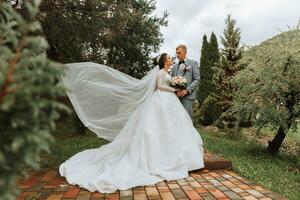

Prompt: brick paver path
xmin=17 ymin=169 xmax=286 ymax=200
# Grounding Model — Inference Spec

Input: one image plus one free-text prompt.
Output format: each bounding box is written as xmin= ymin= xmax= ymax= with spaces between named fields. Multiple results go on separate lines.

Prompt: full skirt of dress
xmin=59 ymin=90 xmax=204 ymax=193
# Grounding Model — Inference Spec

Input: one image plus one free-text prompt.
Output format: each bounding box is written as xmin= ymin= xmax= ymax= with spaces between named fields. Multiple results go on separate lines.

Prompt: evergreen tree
xmin=208 ymin=32 xmax=220 ymax=75
xmin=196 ymin=32 xmax=220 ymax=125
xmin=232 ymin=29 xmax=300 ymax=154
xmin=197 ymin=34 xmax=210 ymax=102
xmin=214 ymin=15 xmax=243 ymax=128
xmin=197 ymin=33 xmax=220 ymax=104
xmin=0 ymin=1 xmax=68 ymax=199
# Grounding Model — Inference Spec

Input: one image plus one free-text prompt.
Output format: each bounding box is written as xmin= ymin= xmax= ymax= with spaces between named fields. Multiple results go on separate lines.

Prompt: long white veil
xmin=62 ymin=62 xmax=159 ymax=141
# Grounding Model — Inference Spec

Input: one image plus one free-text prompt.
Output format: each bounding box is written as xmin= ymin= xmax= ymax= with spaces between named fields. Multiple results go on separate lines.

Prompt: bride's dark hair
xmin=153 ymin=53 xmax=168 ymax=69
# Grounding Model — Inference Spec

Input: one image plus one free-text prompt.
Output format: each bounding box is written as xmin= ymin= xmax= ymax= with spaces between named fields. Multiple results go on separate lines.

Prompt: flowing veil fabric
xmin=62 ymin=62 xmax=159 ymax=141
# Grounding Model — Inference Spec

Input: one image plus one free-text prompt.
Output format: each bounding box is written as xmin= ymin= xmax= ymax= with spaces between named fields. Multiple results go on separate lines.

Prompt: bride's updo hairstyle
xmin=153 ymin=53 xmax=168 ymax=69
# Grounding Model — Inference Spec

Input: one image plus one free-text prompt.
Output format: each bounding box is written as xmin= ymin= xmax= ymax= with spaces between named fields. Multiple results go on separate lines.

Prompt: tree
xmin=38 ymin=0 xmax=168 ymax=78
xmin=0 ymin=1 xmax=68 ymax=199
xmin=196 ymin=33 xmax=220 ymax=125
xmin=214 ymin=15 xmax=243 ymax=128
xmin=197 ymin=34 xmax=210 ymax=102
xmin=197 ymin=33 xmax=219 ymax=103
xmin=232 ymin=29 xmax=300 ymax=154
xmin=208 ymin=32 xmax=220 ymax=75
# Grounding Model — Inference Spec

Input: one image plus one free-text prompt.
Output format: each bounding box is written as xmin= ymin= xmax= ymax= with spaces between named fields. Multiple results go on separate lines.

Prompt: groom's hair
xmin=176 ymin=45 xmax=187 ymax=53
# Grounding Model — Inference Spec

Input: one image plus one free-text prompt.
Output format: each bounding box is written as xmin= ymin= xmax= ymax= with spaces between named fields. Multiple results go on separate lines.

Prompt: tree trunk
xmin=267 ymin=126 xmax=286 ymax=155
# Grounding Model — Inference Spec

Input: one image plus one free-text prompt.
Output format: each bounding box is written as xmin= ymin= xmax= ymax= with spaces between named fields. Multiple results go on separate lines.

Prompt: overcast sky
xmin=154 ymin=0 xmax=300 ymax=62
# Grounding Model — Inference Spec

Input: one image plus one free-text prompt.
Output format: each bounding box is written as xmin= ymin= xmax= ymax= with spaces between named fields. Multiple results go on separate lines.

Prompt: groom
xmin=171 ymin=44 xmax=200 ymax=120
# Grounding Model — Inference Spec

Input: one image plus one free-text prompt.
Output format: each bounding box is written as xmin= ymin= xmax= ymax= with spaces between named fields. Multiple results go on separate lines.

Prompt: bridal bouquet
xmin=169 ymin=76 xmax=187 ymax=89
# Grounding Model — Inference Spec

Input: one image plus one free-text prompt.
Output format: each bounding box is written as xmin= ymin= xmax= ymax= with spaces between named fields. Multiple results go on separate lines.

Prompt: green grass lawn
xmin=199 ymin=127 xmax=300 ymax=200
xmin=42 ymin=118 xmax=299 ymax=200
xmin=40 ymin=117 xmax=109 ymax=169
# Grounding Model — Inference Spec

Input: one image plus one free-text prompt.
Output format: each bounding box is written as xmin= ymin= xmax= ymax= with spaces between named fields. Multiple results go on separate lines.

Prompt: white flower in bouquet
xmin=169 ymin=76 xmax=187 ymax=89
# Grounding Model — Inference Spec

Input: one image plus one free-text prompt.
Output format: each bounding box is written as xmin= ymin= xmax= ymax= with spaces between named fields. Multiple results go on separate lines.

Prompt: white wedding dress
xmin=59 ymin=62 xmax=204 ymax=193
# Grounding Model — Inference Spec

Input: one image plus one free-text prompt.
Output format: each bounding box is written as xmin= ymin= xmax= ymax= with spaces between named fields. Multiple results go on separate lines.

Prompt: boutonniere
xmin=179 ymin=64 xmax=191 ymax=72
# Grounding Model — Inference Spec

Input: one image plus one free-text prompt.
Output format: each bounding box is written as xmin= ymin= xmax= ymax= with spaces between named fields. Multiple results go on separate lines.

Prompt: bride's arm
xmin=157 ymin=72 xmax=176 ymax=92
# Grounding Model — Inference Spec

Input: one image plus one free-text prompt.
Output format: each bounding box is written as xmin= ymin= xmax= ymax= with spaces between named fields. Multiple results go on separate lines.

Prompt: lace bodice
xmin=156 ymin=70 xmax=176 ymax=92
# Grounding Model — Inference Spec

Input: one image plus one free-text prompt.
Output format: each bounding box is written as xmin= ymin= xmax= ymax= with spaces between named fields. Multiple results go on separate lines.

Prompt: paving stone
xmin=230 ymin=187 xmax=244 ymax=194
xmin=223 ymin=180 xmax=239 ymax=188
xmin=17 ymin=191 xmax=39 ymax=200
xmin=201 ymin=183 xmax=215 ymax=190
xmin=238 ymin=184 xmax=252 ymax=190
xmin=199 ymin=192 xmax=216 ymax=200
xmin=265 ymin=192 xmax=286 ymax=200
xmin=27 ymin=181 xmax=46 ymax=192
xmin=241 ymin=195 xmax=257 ymax=200
xmin=44 ymin=177 xmax=64 ymax=189
xmin=63 ymin=187 xmax=81 ymax=198
xmin=184 ymin=190 xmax=202 ymax=200
xmin=208 ymin=179 xmax=222 ymax=187
xmin=167 ymin=183 xmax=181 ymax=189
xmin=105 ymin=193 xmax=119 ymax=200
xmin=185 ymin=177 xmax=195 ymax=182
xmin=41 ymin=171 xmax=58 ymax=182
xmin=223 ymin=191 xmax=243 ymax=200
xmin=160 ymin=191 xmax=176 ymax=200
xmin=145 ymin=186 xmax=160 ymax=197
xmin=56 ymin=184 xmax=69 ymax=192
xmin=215 ymin=177 xmax=226 ymax=181
xmin=176 ymin=179 xmax=189 ymax=186
xmin=119 ymin=197 xmax=133 ymax=200
xmin=208 ymin=172 xmax=220 ymax=178
xmin=207 ymin=188 xmax=228 ymax=199
xmin=202 ymin=174 xmax=214 ymax=181
xmin=245 ymin=190 xmax=265 ymax=198
xmin=217 ymin=186 xmax=230 ymax=192
xmin=188 ymin=181 xmax=203 ymax=188
xmin=38 ymin=189 xmax=54 ymax=199
xmin=239 ymin=192 xmax=250 ymax=197
xmin=157 ymin=181 xmax=168 ymax=187
xmin=91 ymin=191 xmax=106 ymax=200
xmin=47 ymin=192 xmax=64 ymax=200
xmin=181 ymin=185 xmax=193 ymax=191
xmin=76 ymin=191 xmax=92 ymax=200
xmin=170 ymin=189 xmax=187 ymax=198
xmin=166 ymin=180 xmax=177 ymax=184
xmin=195 ymin=178 xmax=209 ymax=183
xmin=157 ymin=186 xmax=170 ymax=193
xmin=18 ymin=177 xmax=39 ymax=189
xmin=190 ymin=173 xmax=202 ymax=178
xmin=251 ymin=186 xmax=268 ymax=193
xmin=222 ymin=174 xmax=233 ymax=179
xmin=120 ymin=189 xmax=133 ymax=197
xmin=16 ymin=162 xmax=288 ymax=200
xmin=195 ymin=187 xmax=208 ymax=194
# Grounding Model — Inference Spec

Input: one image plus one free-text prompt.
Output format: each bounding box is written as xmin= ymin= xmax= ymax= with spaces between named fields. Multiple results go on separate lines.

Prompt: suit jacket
xmin=171 ymin=58 xmax=200 ymax=100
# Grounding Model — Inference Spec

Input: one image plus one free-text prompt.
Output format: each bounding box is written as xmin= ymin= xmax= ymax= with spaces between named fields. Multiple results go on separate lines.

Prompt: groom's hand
xmin=177 ymin=89 xmax=188 ymax=97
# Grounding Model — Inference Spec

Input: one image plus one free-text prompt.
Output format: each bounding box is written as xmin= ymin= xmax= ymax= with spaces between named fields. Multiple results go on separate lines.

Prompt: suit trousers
xmin=180 ymin=97 xmax=194 ymax=121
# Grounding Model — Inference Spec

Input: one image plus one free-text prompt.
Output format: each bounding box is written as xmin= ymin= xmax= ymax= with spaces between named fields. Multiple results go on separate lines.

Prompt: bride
xmin=59 ymin=53 xmax=204 ymax=193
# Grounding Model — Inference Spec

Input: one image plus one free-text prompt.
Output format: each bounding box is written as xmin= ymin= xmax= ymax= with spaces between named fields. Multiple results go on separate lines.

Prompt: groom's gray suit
xmin=171 ymin=58 xmax=200 ymax=119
